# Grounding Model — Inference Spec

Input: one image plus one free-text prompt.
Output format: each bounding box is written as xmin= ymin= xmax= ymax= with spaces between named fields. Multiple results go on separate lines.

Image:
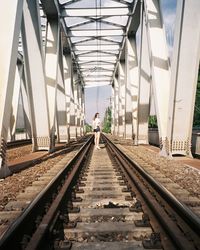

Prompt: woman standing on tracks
xmin=93 ymin=112 xmax=101 ymax=149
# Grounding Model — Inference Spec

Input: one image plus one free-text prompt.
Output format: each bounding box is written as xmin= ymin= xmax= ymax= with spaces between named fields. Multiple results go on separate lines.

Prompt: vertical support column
xmin=138 ymin=13 xmax=151 ymax=144
xmin=9 ymin=62 xmax=22 ymax=141
xmin=144 ymin=0 xmax=171 ymax=155
xmin=118 ymin=61 xmax=126 ymax=137
xmin=63 ymin=51 xmax=72 ymax=141
xmin=74 ymin=82 xmax=81 ymax=137
xmin=22 ymin=0 xmax=50 ymax=152
xmin=70 ymin=70 xmax=77 ymax=140
xmin=111 ymin=84 xmax=115 ymax=135
xmin=78 ymin=85 xmax=84 ymax=136
xmin=45 ymin=17 xmax=60 ymax=150
xmin=0 ymin=0 xmax=24 ymax=177
xmin=81 ymin=86 xmax=85 ymax=135
xmin=56 ymin=35 xmax=68 ymax=143
xmin=125 ymin=36 xmax=139 ymax=140
xmin=114 ymin=77 xmax=119 ymax=136
xmin=167 ymin=0 xmax=200 ymax=156
xmin=21 ymin=65 xmax=32 ymax=139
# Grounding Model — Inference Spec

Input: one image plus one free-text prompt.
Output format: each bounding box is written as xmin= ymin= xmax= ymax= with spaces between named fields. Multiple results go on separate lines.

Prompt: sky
xmin=84 ymin=0 xmax=177 ymax=124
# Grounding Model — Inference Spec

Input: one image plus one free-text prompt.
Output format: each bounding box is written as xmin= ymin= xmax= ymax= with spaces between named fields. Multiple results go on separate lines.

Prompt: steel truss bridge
xmin=0 ymin=0 xmax=200 ymax=178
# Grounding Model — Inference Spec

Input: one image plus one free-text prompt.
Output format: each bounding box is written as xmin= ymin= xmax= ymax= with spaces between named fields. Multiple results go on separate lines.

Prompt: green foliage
xmin=148 ymin=116 xmax=158 ymax=128
xmin=15 ymin=128 xmax=25 ymax=133
xmin=85 ymin=123 xmax=92 ymax=133
xmin=102 ymin=107 xmax=112 ymax=133
xmin=148 ymin=68 xmax=200 ymax=128
xmin=193 ymin=73 xmax=200 ymax=128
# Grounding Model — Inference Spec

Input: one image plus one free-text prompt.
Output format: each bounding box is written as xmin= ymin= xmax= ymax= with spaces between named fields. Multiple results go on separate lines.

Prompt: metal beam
xmin=40 ymin=0 xmax=60 ymax=17
xmin=56 ymin=33 xmax=68 ymax=143
xmin=72 ymin=36 xmax=121 ymax=45
xmin=144 ymin=0 xmax=171 ymax=156
xmin=167 ymin=0 xmax=200 ymax=156
xmin=22 ymin=0 xmax=51 ymax=151
xmin=60 ymin=0 xmax=82 ymax=7
xmin=0 ymin=0 xmax=24 ymax=177
xmin=111 ymin=0 xmax=139 ymax=85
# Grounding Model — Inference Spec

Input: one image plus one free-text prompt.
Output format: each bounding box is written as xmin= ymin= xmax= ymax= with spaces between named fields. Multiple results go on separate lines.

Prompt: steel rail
xmin=103 ymin=134 xmax=200 ymax=249
xmin=7 ymin=139 xmax=32 ymax=149
xmin=0 ymin=135 xmax=94 ymax=250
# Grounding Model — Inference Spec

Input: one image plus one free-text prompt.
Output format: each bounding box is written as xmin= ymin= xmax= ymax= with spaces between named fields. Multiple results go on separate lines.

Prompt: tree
xmin=102 ymin=107 xmax=112 ymax=133
xmin=85 ymin=123 xmax=92 ymax=133
xmin=148 ymin=116 xmax=158 ymax=128
xmin=148 ymin=68 xmax=200 ymax=128
xmin=193 ymin=69 xmax=200 ymax=128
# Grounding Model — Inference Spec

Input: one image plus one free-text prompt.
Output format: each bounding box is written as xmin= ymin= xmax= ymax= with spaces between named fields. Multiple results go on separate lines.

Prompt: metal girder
xmin=42 ymin=0 xmax=138 ymax=90
xmin=22 ymin=0 xmax=51 ymax=151
xmin=111 ymin=0 xmax=133 ymax=6
xmin=72 ymin=36 xmax=121 ymax=45
xmin=144 ymin=0 xmax=171 ymax=156
xmin=69 ymin=17 xmax=125 ymax=30
xmin=56 ymin=33 xmax=68 ymax=143
xmin=0 ymin=1 xmax=24 ymax=170
xmin=9 ymin=64 xmax=22 ymax=142
xmin=67 ymin=15 xmax=127 ymax=30
xmin=84 ymin=79 xmax=112 ymax=82
xmin=118 ymin=61 xmax=126 ymax=137
xmin=137 ymin=14 xmax=151 ymax=144
xmin=62 ymin=6 xmax=129 ymax=10
xmin=81 ymin=69 xmax=112 ymax=73
xmin=62 ymin=14 xmax=132 ymax=18
xmin=113 ymin=77 xmax=119 ymax=135
xmin=63 ymin=51 xmax=72 ymax=140
xmin=61 ymin=0 xmax=132 ymax=7
xmin=40 ymin=0 xmax=60 ymax=17
xmin=69 ymin=28 xmax=125 ymax=31
xmin=85 ymin=83 xmax=111 ymax=88
xmin=166 ymin=0 xmax=200 ymax=156
xmin=67 ymin=32 xmax=126 ymax=37
xmin=74 ymin=50 xmax=118 ymax=56
xmin=60 ymin=0 xmax=87 ymax=7
xmin=73 ymin=48 xmax=121 ymax=52
xmin=60 ymin=18 xmax=84 ymax=85
xmin=77 ymin=55 xmax=117 ymax=59
xmin=84 ymin=74 xmax=112 ymax=77
xmin=110 ymin=0 xmax=139 ymax=85
xmin=79 ymin=60 xmax=115 ymax=65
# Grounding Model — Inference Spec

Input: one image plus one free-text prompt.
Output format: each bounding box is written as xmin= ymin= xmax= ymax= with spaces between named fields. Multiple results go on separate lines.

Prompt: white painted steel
xmin=45 ymin=18 xmax=60 ymax=150
xmin=138 ymin=14 xmax=151 ymax=144
xmin=111 ymin=86 xmax=115 ymax=135
xmin=0 ymin=0 xmax=24 ymax=177
xmin=22 ymin=0 xmax=50 ymax=152
xmin=144 ymin=0 xmax=171 ymax=156
xmin=63 ymin=52 xmax=72 ymax=141
xmin=56 ymin=36 xmax=68 ymax=143
xmin=20 ymin=66 xmax=32 ymax=140
xmin=114 ymin=77 xmax=119 ymax=136
xmin=118 ymin=61 xmax=126 ymax=137
xmin=70 ymin=72 xmax=77 ymax=139
xmin=74 ymin=82 xmax=81 ymax=137
xmin=125 ymin=36 xmax=139 ymax=140
xmin=167 ymin=0 xmax=200 ymax=156
xmin=9 ymin=64 xmax=22 ymax=141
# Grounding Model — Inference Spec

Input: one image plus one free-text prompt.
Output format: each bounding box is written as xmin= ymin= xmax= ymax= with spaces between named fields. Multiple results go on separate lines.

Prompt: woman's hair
xmin=93 ymin=112 xmax=99 ymax=120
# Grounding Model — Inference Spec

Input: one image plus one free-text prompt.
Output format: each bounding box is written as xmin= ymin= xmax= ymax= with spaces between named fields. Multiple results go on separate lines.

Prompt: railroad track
xmin=109 ymin=138 xmax=200 ymax=218
xmin=0 ymin=134 xmax=200 ymax=249
xmin=7 ymin=139 xmax=32 ymax=149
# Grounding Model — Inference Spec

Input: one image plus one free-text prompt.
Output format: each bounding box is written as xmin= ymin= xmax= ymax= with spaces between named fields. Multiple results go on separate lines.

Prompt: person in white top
xmin=92 ymin=112 xmax=101 ymax=149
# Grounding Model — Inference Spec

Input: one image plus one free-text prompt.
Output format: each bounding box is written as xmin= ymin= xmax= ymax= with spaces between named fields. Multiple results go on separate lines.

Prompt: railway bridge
xmin=0 ymin=0 xmax=200 ymax=176
xmin=0 ymin=1 xmax=200 ymax=249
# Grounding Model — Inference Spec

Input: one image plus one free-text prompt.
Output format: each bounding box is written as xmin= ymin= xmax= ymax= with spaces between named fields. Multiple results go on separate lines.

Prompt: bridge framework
xmin=0 ymin=0 xmax=200 ymax=178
